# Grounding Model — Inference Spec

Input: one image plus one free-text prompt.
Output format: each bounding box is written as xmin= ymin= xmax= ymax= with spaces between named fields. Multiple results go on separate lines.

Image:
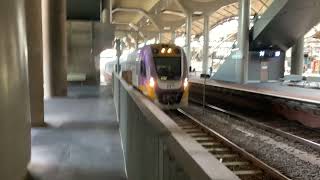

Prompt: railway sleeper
xmin=225 ymin=163 xmax=258 ymax=172
xmin=200 ymin=142 xmax=222 ymax=147
xmin=188 ymin=131 xmax=207 ymax=135
xmin=175 ymin=121 xmax=192 ymax=126
xmin=213 ymin=153 xmax=239 ymax=159
xmin=194 ymin=137 xmax=215 ymax=142
xmin=233 ymin=170 xmax=263 ymax=176
xmin=223 ymin=161 xmax=250 ymax=166
xmin=181 ymin=126 xmax=198 ymax=130
xmin=208 ymin=147 xmax=230 ymax=152
xmin=184 ymin=129 xmax=203 ymax=133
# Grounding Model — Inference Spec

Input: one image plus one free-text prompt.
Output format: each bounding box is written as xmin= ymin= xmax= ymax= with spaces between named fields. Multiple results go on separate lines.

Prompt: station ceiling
xmin=111 ymin=0 xmax=273 ymax=42
xmin=67 ymin=0 xmax=273 ymax=41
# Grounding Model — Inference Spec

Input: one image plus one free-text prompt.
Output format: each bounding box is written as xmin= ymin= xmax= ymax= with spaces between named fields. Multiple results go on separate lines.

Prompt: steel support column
xmin=26 ymin=0 xmax=45 ymax=126
xmin=0 ymin=0 xmax=31 ymax=179
xmin=171 ymin=31 xmax=176 ymax=44
xmin=202 ymin=14 xmax=209 ymax=75
xmin=136 ymin=31 xmax=140 ymax=49
xmin=291 ymin=36 xmax=305 ymax=75
xmin=186 ymin=13 xmax=192 ymax=72
xmin=159 ymin=32 xmax=162 ymax=43
xmin=238 ymin=0 xmax=250 ymax=84
xmin=42 ymin=0 xmax=68 ymax=97
xmin=101 ymin=0 xmax=110 ymax=23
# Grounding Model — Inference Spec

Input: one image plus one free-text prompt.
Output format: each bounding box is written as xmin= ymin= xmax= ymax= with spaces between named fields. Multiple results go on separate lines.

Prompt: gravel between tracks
xmin=182 ymin=104 xmax=320 ymax=180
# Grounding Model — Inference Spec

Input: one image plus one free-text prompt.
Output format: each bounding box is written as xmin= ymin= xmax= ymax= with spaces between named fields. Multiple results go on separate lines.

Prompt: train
xmin=120 ymin=44 xmax=189 ymax=109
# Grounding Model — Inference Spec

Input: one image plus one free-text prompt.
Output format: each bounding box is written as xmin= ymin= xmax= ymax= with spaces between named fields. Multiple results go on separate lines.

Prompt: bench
xmin=67 ymin=73 xmax=87 ymax=86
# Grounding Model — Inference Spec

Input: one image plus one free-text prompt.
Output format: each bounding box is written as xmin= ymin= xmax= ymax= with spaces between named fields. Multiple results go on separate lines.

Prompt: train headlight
xmin=183 ymin=78 xmax=188 ymax=89
xmin=150 ymin=77 xmax=155 ymax=88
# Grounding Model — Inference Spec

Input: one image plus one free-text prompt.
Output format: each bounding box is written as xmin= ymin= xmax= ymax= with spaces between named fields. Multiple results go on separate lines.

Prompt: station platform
xmin=190 ymin=78 xmax=320 ymax=105
xmin=189 ymin=78 xmax=320 ymax=128
xmin=28 ymin=85 xmax=127 ymax=180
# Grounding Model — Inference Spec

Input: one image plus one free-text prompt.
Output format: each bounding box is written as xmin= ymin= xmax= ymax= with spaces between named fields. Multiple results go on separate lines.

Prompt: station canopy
xmin=111 ymin=0 xmax=273 ymax=42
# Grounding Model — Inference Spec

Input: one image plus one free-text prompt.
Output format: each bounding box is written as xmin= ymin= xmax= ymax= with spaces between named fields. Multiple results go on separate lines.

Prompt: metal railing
xmin=112 ymin=74 xmax=239 ymax=180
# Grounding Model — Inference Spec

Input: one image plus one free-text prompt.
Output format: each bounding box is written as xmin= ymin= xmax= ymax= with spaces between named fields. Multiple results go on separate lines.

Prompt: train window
xmin=154 ymin=57 xmax=181 ymax=80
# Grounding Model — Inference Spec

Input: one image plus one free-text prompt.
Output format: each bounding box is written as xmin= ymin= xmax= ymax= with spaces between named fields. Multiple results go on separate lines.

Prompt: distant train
xmin=121 ymin=44 xmax=189 ymax=109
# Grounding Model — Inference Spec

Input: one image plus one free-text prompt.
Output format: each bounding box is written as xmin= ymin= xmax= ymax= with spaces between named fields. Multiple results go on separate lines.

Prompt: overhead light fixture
xmin=193 ymin=11 xmax=203 ymax=16
xmin=161 ymin=9 xmax=186 ymax=18
xmin=164 ymin=26 xmax=171 ymax=30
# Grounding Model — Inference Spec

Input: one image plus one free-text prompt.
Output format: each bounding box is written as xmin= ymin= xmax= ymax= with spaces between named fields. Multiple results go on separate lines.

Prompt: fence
xmin=112 ymin=73 xmax=239 ymax=180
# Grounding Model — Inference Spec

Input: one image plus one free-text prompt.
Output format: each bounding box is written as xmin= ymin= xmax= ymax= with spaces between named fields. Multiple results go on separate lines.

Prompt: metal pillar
xmin=159 ymin=32 xmax=162 ymax=43
xmin=115 ymin=39 xmax=121 ymax=73
xmin=291 ymin=36 xmax=304 ymax=75
xmin=26 ymin=0 xmax=44 ymax=126
xmin=115 ymin=39 xmax=121 ymax=121
xmin=155 ymin=35 xmax=159 ymax=44
xmin=171 ymin=31 xmax=176 ymax=44
xmin=186 ymin=13 xmax=192 ymax=71
xmin=135 ymin=31 xmax=139 ymax=49
xmin=238 ymin=0 xmax=250 ymax=84
xmin=202 ymin=15 xmax=209 ymax=75
xmin=0 ymin=0 xmax=31 ymax=179
xmin=101 ymin=0 xmax=110 ymax=23
xmin=42 ymin=0 xmax=68 ymax=97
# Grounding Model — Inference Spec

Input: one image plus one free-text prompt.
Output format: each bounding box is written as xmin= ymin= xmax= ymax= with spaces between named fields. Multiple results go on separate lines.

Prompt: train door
xmin=132 ymin=60 xmax=139 ymax=87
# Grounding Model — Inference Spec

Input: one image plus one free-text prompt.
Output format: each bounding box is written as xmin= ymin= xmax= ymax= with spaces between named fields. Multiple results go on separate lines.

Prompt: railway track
xmin=189 ymin=98 xmax=320 ymax=152
xmin=167 ymin=109 xmax=290 ymax=180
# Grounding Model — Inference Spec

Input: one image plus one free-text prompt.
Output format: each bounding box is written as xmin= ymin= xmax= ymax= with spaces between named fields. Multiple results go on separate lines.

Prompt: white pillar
xmin=291 ymin=36 xmax=304 ymax=75
xmin=186 ymin=13 xmax=192 ymax=71
xmin=42 ymin=0 xmax=68 ymax=97
xmin=202 ymin=14 xmax=210 ymax=75
xmin=238 ymin=0 xmax=250 ymax=84
xmin=26 ymin=0 xmax=45 ymax=126
xmin=0 ymin=0 xmax=31 ymax=179
xmin=42 ymin=0 xmax=52 ymax=98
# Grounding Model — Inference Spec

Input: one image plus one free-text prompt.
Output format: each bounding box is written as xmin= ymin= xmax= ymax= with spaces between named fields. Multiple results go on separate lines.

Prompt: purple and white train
xmin=123 ymin=44 xmax=189 ymax=109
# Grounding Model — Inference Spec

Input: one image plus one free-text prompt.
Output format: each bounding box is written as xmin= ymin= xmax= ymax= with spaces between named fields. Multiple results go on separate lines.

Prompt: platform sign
xmin=255 ymin=50 xmax=282 ymax=59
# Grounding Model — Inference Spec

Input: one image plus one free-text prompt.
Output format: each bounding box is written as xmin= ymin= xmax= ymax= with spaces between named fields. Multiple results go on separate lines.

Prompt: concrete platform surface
xmin=191 ymin=78 xmax=320 ymax=104
xmin=28 ymin=85 xmax=127 ymax=180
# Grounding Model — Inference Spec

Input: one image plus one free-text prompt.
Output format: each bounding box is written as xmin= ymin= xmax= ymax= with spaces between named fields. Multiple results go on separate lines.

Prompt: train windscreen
xmin=154 ymin=57 xmax=181 ymax=80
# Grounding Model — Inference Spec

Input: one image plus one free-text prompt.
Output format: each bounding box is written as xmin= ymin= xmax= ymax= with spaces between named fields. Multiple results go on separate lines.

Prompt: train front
xmin=149 ymin=44 xmax=189 ymax=109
